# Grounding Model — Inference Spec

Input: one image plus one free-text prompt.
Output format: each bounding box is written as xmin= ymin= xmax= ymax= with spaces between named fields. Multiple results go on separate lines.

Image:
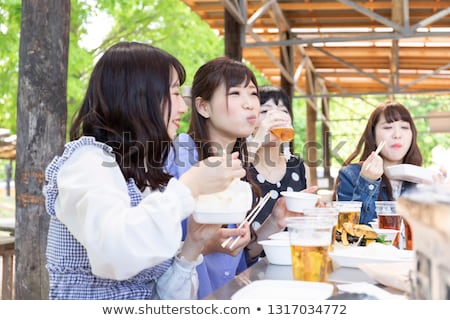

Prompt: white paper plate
xmin=329 ymin=244 xmax=414 ymax=268
xmin=231 ymin=280 xmax=334 ymax=300
xmin=192 ymin=210 xmax=246 ymax=224
xmin=385 ymin=164 xmax=436 ymax=184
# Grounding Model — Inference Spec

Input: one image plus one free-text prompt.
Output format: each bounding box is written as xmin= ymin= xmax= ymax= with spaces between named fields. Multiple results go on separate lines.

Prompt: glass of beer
xmin=286 ymin=216 xmax=335 ymax=282
xmin=303 ymin=207 xmax=339 ymax=247
xmin=378 ymin=213 xmax=402 ymax=229
xmin=270 ymin=124 xmax=295 ymax=142
xmin=378 ymin=213 xmax=402 ymax=247
xmin=332 ymin=201 xmax=362 ymax=234
xmin=376 ymin=201 xmax=402 ymax=248
xmin=375 ymin=201 xmax=397 ymax=215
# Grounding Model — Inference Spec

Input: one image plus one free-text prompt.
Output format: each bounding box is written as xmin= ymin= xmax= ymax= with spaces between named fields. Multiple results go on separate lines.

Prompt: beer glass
xmin=375 ymin=201 xmax=408 ymax=248
xmin=303 ymin=207 xmax=339 ymax=246
xmin=270 ymin=123 xmax=295 ymax=142
xmin=332 ymin=201 xmax=362 ymax=232
xmin=286 ymin=216 xmax=335 ymax=282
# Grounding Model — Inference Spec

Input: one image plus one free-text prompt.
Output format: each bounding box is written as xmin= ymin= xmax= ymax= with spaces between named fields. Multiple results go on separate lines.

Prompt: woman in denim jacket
xmin=334 ymin=101 xmax=422 ymax=225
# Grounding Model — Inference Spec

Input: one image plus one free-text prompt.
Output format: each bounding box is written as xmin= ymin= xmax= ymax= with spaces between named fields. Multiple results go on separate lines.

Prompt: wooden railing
xmin=0 ymin=236 xmax=14 ymax=299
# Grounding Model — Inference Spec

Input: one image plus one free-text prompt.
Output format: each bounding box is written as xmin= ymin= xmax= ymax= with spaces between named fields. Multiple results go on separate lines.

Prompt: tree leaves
xmin=1 ymin=0 xmax=448 ymax=168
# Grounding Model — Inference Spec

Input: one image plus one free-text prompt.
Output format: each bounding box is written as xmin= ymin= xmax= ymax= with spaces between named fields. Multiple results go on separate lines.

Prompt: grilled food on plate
xmin=336 ymin=223 xmax=391 ymax=246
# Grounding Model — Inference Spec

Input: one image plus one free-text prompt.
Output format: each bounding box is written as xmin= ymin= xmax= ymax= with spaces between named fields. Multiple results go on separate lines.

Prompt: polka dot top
xmin=248 ymin=156 xmax=307 ymax=230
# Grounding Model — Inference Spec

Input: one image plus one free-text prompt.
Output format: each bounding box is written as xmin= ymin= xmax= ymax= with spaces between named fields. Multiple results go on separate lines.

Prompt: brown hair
xmin=188 ymin=57 xmax=261 ymax=200
xmin=333 ymin=100 xmax=422 ymax=199
xmin=188 ymin=57 xmax=258 ymax=161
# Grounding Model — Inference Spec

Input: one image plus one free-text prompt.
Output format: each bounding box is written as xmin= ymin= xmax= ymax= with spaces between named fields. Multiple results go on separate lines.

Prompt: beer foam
xmin=290 ymin=233 xmax=331 ymax=247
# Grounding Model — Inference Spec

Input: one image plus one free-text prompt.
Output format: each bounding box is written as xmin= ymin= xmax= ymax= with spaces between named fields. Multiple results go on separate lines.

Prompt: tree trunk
xmin=15 ymin=0 xmax=70 ymax=299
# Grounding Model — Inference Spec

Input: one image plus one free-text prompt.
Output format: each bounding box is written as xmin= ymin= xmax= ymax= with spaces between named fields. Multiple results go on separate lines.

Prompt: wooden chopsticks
xmin=221 ymin=192 xmax=271 ymax=250
xmin=374 ymin=140 xmax=386 ymax=156
xmin=365 ymin=140 xmax=386 ymax=171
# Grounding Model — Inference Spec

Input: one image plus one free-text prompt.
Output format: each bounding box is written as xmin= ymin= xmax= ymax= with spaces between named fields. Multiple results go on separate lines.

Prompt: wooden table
xmin=0 ymin=236 xmax=15 ymax=299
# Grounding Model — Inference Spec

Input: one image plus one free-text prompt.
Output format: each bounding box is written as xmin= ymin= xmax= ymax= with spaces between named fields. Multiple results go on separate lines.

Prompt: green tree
xmin=0 ymin=0 xmax=21 ymax=132
xmin=0 ymin=0 xmax=227 ymax=133
xmin=1 ymin=0 xmax=449 ymax=164
xmin=75 ymin=0 xmax=228 ymax=133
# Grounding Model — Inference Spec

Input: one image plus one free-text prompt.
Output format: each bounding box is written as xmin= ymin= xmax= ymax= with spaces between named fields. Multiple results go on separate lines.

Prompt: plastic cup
xmin=375 ymin=201 xmax=397 ymax=214
xmin=286 ymin=216 xmax=335 ymax=282
xmin=317 ymin=189 xmax=333 ymax=205
xmin=376 ymin=201 xmax=402 ymax=248
xmin=303 ymin=207 xmax=339 ymax=223
xmin=332 ymin=201 xmax=362 ymax=232
xmin=303 ymin=207 xmax=339 ymax=249
xmin=270 ymin=124 xmax=295 ymax=142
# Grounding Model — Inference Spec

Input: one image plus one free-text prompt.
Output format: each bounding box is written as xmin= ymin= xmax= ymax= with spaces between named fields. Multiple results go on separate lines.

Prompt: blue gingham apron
xmin=44 ymin=136 xmax=172 ymax=299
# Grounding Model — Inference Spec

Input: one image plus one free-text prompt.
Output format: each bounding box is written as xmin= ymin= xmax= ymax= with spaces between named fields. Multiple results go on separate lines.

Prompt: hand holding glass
xmin=270 ymin=123 xmax=294 ymax=142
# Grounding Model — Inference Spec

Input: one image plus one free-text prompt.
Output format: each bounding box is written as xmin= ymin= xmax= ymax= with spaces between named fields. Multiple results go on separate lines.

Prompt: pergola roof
xmin=182 ymin=0 xmax=450 ymax=98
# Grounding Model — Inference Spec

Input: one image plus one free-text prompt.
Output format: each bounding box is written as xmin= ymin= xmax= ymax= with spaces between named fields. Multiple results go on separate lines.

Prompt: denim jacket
xmin=335 ymin=163 xmax=416 ymax=225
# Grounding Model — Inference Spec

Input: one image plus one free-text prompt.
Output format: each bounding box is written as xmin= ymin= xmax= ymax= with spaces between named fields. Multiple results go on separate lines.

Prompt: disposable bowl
xmin=258 ymin=239 xmax=292 ymax=265
xmin=281 ymin=191 xmax=320 ymax=212
xmin=374 ymin=228 xmax=399 ymax=244
xmin=268 ymin=231 xmax=289 ymax=241
xmin=193 ymin=179 xmax=252 ymax=224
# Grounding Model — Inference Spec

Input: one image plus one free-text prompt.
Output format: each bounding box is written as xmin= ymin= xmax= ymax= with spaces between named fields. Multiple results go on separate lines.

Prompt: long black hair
xmin=70 ymin=42 xmax=186 ymax=190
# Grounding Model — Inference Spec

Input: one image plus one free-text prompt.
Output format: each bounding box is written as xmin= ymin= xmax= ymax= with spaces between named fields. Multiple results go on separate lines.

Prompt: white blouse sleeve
xmin=156 ymin=253 xmax=203 ymax=300
xmin=55 ymin=145 xmax=195 ymax=280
